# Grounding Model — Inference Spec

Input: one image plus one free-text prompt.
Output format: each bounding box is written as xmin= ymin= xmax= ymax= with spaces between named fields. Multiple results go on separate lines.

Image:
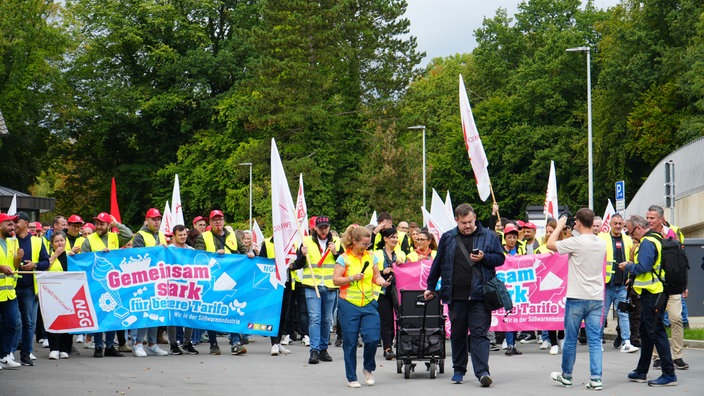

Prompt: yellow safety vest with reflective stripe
xmin=201 ymin=231 xmax=238 ymax=253
xmin=87 ymin=232 xmax=119 ymax=252
xmin=137 ymin=229 xmax=167 ymax=247
xmin=65 ymin=236 xmax=86 ymax=252
xmin=300 ymin=236 xmax=340 ymax=289
xmin=26 ymin=236 xmax=47 ymax=294
xmin=669 ymin=225 xmax=685 ymax=243
xmin=339 ymin=250 xmax=375 ymax=307
xmin=0 ymin=237 xmax=19 ymax=301
xmin=598 ymin=232 xmax=633 ymax=284
xmin=633 ymin=235 xmax=664 ymax=295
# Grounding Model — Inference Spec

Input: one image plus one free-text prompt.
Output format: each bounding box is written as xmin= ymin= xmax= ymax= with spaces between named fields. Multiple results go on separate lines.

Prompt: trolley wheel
xmin=397 ymin=359 xmax=403 ymax=374
xmin=404 ymin=361 xmax=411 ymax=379
xmin=429 ymin=362 xmax=437 ymax=379
xmin=439 ymin=359 xmax=445 ymax=374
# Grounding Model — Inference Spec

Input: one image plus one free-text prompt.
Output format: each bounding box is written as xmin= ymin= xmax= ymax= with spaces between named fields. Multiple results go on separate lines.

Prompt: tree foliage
xmin=5 ymin=0 xmax=704 ymax=230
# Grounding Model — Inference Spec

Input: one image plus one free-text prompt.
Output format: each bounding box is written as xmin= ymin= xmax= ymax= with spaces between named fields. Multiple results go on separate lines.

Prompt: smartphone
xmin=471 ymin=248 xmax=480 ymax=255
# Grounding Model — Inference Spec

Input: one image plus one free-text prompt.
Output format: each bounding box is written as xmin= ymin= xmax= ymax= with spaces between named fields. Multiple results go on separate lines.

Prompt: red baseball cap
xmin=83 ymin=223 xmax=95 ymax=231
xmin=209 ymin=210 xmax=224 ymax=219
xmin=35 ymin=221 xmax=42 ymax=230
xmin=523 ymin=222 xmax=537 ymax=230
xmin=503 ymin=223 xmax=519 ymax=235
xmin=146 ymin=208 xmax=162 ymax=219
xmin=516 ymin=220 xmax=526 ymax=228
xmin=93 ymin=212 xmax=112 ymax=224
xmin=0 ymin=213 xmax=18 ymax=223
xmin=192 ymin=215 xmax=205 ymax=225
xmin=67 ymin=214 xmax=84 ymax=224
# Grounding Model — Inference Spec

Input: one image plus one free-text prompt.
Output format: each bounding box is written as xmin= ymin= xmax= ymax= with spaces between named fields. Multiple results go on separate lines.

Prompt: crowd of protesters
xmin=0 ymin=204 xmax=691 ymax=389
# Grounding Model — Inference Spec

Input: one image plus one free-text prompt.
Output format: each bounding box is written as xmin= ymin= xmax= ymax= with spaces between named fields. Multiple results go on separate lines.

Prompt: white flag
xmin=430 ymin=189 xmax=456 ymax=234
xmin=296 ymin=174 xmax=309 ymax=237
xmin=160 ymin=200 xmax=173 ymax=235
xmin=600 ymin=199 xmax=616 ymax=234
xmin=544 ymin=161 xmax=559 ymax=220
xmin=421 ymin=207 xmax=445 ymax=244
xmin=7 ymin=194 xmax=17 ymax=215
xmin=271 ymin=138 xmax=301 ymax=287
xmin=369 ymin=211 xmax=378 ymax=227
xmin=460 ymin=74 xmax=491 ymax=201
xmin=171 ymin=174 xmax=185 ymax=226
xmin=444 ymin=191 xmax=453 ymax=216
xmin=251 ymin=219 xmax=265 ymax=252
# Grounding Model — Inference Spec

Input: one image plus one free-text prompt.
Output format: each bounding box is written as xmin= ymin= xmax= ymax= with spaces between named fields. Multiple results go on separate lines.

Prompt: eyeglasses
xmin=416 ymin=238 xmax=428 ymax=242
xmin=358 ymin=241 xmax=370 ymax=248
xmin=69 ymin=223 xmax=82 ymax=227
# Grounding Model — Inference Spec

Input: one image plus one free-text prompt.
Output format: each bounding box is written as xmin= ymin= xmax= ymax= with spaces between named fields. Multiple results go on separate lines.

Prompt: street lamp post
xmin=408 ymin=125 xmax=427 ymax=211
xmin=566 ymin=46 xmax=593 ymax=210
xmin=239 ymin=162 xmax=253 ymax=231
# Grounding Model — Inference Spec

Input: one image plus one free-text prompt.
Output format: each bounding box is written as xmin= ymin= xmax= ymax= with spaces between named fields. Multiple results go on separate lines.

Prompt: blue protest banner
xmin=68 ymin=247 xmax=283 ymax=336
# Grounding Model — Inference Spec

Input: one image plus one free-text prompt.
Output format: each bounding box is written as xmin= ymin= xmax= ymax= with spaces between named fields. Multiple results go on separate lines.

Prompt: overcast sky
xmin=405 ymin=0 xmax=621 ymax=66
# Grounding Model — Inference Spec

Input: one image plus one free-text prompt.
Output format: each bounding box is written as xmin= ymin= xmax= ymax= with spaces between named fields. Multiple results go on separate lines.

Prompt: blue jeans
xmin=93 ymin=331 xmax=117 ymax=348
xmin=305 ymin=286 xmax=337 ymax=352
xmin=136 ymin=327 xmax=157 ymax=344
xmin=561 ymin=298 xmax=603 ymax=380
xmin=16 ymin=287 xmax=38 ymax=355
xmin=338 ymin=299 xmax=380 ymax=382
xmin=0 ymin=298 xmax=21 ymax=356
xmin=602 ymin=285 xmax=630 ymax=343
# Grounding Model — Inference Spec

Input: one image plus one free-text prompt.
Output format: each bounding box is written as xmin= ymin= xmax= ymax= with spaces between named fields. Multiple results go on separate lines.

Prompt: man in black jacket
xmin=424 ymin=203 xmax=505 ymax=387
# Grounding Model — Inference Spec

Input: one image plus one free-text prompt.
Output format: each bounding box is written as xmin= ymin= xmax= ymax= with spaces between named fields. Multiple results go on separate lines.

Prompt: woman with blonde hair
xmin=333 ymin=225 xmax=390 ymax=388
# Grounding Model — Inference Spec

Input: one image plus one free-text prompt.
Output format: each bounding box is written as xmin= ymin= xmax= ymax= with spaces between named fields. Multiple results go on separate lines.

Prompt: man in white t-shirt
xmin=546 ymin=208 xmax=606 ymax=391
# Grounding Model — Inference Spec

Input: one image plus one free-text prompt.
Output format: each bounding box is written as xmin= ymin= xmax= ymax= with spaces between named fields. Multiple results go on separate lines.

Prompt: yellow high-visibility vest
xmin=0 ymin=238 xmax=19 ymax=302
xmin=632 ymin=235 xmax=664 ymax=295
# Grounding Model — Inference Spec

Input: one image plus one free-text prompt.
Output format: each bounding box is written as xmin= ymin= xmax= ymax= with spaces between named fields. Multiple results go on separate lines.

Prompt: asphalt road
xmin=4 ymin=335 xmax=703 ymax=395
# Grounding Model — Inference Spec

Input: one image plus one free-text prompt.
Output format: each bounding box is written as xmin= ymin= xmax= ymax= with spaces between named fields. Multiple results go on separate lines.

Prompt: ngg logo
xmin=74 ymin=298 xmax=94 ymax=327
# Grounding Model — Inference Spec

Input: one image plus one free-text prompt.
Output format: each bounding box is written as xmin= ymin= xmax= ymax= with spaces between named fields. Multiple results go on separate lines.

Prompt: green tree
xmin=54 ymin=0 xmax=259 ymax=226
xmin=0 ymin=0 xmax=70 ymax=190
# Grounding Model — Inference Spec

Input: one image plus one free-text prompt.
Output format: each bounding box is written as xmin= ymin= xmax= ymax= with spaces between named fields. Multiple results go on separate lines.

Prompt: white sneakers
xmin=146 ymin=344 xmax=169 ymax=356
xmin=49 ymin=350 xmax=60 ymax=360
xmin=280 ymin=335 xmax=291 ymax=345
xmin=363 ymin=369 xmax=375 ymax=385
xmin=540 ymin=340 xmax=551 ymax=350
xmin=1 ymin=354 xmax=20 ymax=369
xmin=29 ymin=353 xmax=37 ymax=360
xmin=549 ymin=345 xmax=560 ymax=355
xmin=42 ymin=339 xmax=50 ymax=348
xmin=134 ymin=343 xmax=168 ymax=356
xmin=60 ymin=352 xmax=69 ymax=359
xmin=75 ymin=334 xmax=85 ymax=343
xmin=271 ymin=344 xmax=292 ymax=356
xmin=302 ymin=335 xmax=310 ymax=346
xmin=347 ymin=381 xmax=361 ymax=388
xmin=620 ymin=341 xmax=640 ymax=353
xmin=133 ymin=343 xmax=147 ymax=357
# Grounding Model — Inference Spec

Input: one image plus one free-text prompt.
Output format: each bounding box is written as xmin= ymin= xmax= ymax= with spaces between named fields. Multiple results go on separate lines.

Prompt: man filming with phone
xmin=423 ymin=203 xmax=504 ymax=387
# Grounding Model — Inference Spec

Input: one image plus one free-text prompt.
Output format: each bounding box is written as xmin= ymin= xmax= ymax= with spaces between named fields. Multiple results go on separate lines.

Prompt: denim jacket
xmin=425 ymin=223 xmax=505 ymax=304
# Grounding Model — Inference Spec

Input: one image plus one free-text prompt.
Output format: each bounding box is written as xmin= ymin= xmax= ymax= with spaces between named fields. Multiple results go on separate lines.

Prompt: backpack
xmin=651 ymin=234 xmax=689 ymax=295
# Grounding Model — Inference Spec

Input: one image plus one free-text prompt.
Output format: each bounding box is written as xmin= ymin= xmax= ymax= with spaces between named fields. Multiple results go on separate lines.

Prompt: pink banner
xmin=395 ymin=253 xmax=569 ymax=332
